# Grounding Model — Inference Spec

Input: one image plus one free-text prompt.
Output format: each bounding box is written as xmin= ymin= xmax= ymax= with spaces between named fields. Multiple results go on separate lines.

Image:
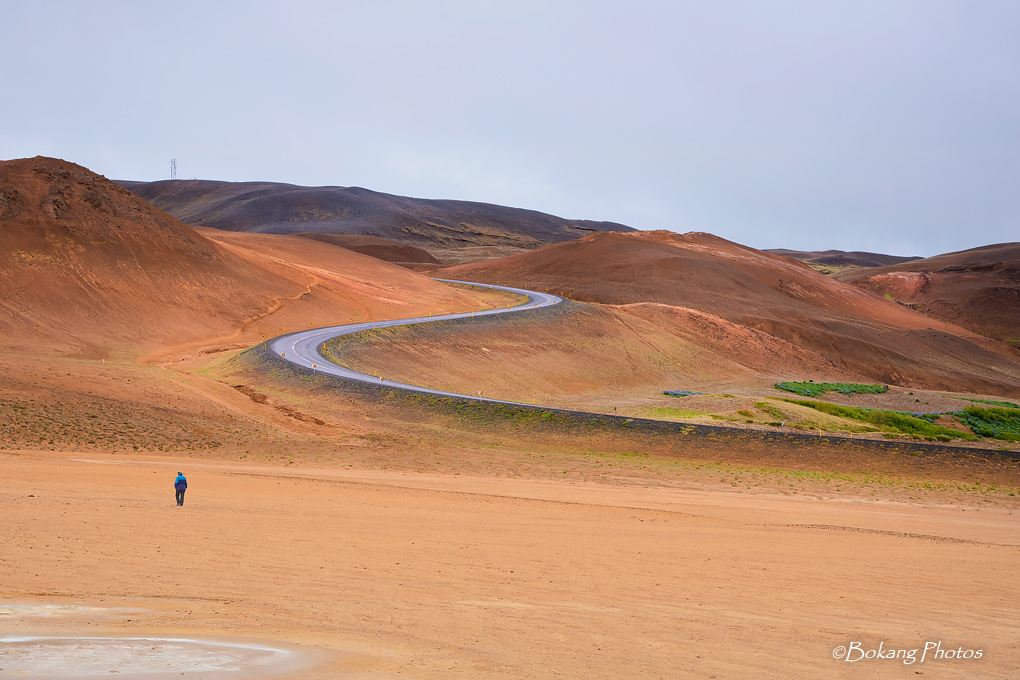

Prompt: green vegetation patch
xmin=775 ymin=381 xmax=889 ymax=398
xmin=644 ymin=407 xmax=706 ymax=419
xmin=950 ymin=397 xmax=1020 ymax=409
xmin=956 ymin=406 xmax=1020 ymax=441
xmin=754 ymin=402 xmax=787 ymax=421
xmin=781 ymin=399 xmax=973 ymax=439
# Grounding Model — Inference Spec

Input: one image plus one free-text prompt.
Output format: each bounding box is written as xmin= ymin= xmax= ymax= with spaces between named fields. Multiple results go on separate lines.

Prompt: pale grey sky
xmin=3 ymin=0 xmax=1018 ymax=256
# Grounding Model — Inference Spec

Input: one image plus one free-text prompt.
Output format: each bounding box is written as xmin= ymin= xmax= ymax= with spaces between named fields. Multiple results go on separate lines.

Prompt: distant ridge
xmin=117 ymin=179 xmax=635 ymax=255
xmin=766 ymin=248 xmax=920 ymax=268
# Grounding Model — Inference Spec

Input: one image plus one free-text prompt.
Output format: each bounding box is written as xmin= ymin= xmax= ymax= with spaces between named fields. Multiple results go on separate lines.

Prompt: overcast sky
xmin=3 ymin=1 xmax=1018 ymax=257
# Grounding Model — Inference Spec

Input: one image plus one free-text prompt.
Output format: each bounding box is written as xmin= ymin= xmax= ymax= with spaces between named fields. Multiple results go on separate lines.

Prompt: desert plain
xmin=2 ymin=157 xmax=1020 ymax=678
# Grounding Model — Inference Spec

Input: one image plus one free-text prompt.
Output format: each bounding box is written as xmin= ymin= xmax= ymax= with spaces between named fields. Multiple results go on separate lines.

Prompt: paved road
xmin=268 ymin=279 xmax=562 ymax=404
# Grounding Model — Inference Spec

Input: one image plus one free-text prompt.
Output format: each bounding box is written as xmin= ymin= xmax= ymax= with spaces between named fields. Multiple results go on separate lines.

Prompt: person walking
xmin=174 ymin=471 xmax=188 ymax=507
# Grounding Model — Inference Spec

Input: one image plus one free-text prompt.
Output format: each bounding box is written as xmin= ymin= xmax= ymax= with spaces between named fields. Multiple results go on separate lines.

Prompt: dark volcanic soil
xmin=294 ymin=232 xmax=440 ymax=265
xmin=766 ymin=248 xmax=920 ymax=268
xmin=117 ymin=178 xmax=634 ymax=252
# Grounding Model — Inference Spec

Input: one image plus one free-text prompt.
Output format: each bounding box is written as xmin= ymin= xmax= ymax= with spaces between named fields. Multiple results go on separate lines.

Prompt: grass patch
xmin=781 ymin=399 xmax=973 ymax=439
xmin=643 ymin=407 xmax=706 ymax=419
xmin=754 ymin=402 xmax=787 ymax=421
xmin=663 ymin=390 xmax=702 ymax=398
xmin=956 ymin=406 xmax=1020 ymax=441
xmin=949 ymin=397 xmax=1020 ymax=409
xmin=775 ymin=381 xmax=889 ymax=398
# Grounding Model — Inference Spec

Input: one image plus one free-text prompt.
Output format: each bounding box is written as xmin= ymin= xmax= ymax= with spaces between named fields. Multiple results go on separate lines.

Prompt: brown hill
xmin=834 ymin=243 xmax=1020 ymax=342
xmin=0 ymin=157 xmax=512 ymax=358
xmin=116 ymin=179 xmax=634 ymax=258
xmin=765 ymin=248 xmax=920 ymax=268
xmin=436 ymin=231 xmax=1020 ymax=395
xmin=293 ymin=233 xmax=439 ymax=265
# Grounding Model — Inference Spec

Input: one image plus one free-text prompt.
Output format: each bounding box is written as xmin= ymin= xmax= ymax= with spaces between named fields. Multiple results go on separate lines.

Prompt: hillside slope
xmin=834 ymin=243 xmax=1020 ymax=342
xmin=293 ymin=233 xmax=439 ymax=265
xmin=0 ymin=157 xmax=510 ymax=357
xmin=117 ymin=179 xmax=634 ymax=258
xmin=435 ymin=231 xmax=1020 ymax=395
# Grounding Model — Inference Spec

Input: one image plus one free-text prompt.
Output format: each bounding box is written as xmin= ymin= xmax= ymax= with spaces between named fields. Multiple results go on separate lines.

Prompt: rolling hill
xmin=117 ymin=178 xmax=634 ymax=260
xmin=431 ymin=231 xmax=1020 ymax=396
xmin=0 ymin=157 xmax=508 ymax=357
xmin=766 ymin=248 xmax=920 ymax=269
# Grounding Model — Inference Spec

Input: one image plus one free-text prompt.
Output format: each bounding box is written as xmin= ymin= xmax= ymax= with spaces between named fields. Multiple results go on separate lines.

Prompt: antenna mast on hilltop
xmin=170 ymin=158 xmax=177 ymax=180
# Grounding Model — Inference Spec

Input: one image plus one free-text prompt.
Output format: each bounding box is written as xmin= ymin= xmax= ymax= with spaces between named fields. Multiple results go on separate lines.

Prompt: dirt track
xmin=3 ymin=451 xmax=1017 ymax=679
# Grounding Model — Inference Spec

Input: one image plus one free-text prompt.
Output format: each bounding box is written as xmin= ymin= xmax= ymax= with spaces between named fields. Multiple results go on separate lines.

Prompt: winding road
xmin=269 ymin=279 xmax=561 ymax=404
xmin=264 ymin=278 xmax=1013 ymax=458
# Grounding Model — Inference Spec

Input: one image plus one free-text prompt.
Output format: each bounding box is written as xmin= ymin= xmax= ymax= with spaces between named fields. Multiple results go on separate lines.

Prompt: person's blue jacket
xmin=174 ymin=473 xmax=187 ymax=490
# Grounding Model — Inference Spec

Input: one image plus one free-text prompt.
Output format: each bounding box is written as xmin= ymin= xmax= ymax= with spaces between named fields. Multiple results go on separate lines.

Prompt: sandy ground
xmin=5 ymin=158 xmax=1019 ymax=678
xmin=2 ymin=451 xmax=1017 ymax=679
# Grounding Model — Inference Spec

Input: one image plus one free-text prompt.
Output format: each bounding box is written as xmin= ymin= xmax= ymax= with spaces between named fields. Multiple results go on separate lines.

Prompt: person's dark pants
xmin=176 ymin=488 xmax=185 ymax=506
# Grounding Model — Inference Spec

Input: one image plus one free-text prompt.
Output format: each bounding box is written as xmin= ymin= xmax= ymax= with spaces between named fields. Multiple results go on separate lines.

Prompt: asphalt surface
xmin=269 ymin=279 xmax=562 ymax=404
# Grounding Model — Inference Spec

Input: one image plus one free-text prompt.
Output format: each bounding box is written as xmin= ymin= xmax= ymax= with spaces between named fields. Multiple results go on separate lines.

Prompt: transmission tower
xmin=170 ymin=158 xmax=177 ymax=180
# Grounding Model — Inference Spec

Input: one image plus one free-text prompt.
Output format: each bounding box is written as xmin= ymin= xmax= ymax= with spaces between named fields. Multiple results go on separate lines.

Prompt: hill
xmin=765 ymin=248 xmax=920 ymax=269
xmin=117 ymin=178 xmax=634 ymax=260
xmin=834 ymin=242 xmax=1020 ymax=343
xmin=293 ymin=233 xmax=439 ymax=266
xmin=434 ymin=231 xmax=1020 ymax=396
xmin=0 ymin=157 xmax=513 ymax=357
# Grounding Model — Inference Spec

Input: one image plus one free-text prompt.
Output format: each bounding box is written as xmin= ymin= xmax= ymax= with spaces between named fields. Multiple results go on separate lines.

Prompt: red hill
xmin=0 ymin=157 xmax=495 ymax=357
xmin=438 ymin=231 xmax=1020 ymax=395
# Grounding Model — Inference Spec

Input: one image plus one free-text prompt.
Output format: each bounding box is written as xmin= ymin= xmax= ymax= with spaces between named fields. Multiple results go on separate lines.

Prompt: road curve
xmin=268 ymin=279 xmax=562 ymax=404
xmin=263 ymin=279 xmax=1013 ymax=459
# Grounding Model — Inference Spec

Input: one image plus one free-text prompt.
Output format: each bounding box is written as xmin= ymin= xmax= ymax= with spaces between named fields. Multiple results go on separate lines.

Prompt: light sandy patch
xmin=0 ymin=636 xmax=306 ymax=679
